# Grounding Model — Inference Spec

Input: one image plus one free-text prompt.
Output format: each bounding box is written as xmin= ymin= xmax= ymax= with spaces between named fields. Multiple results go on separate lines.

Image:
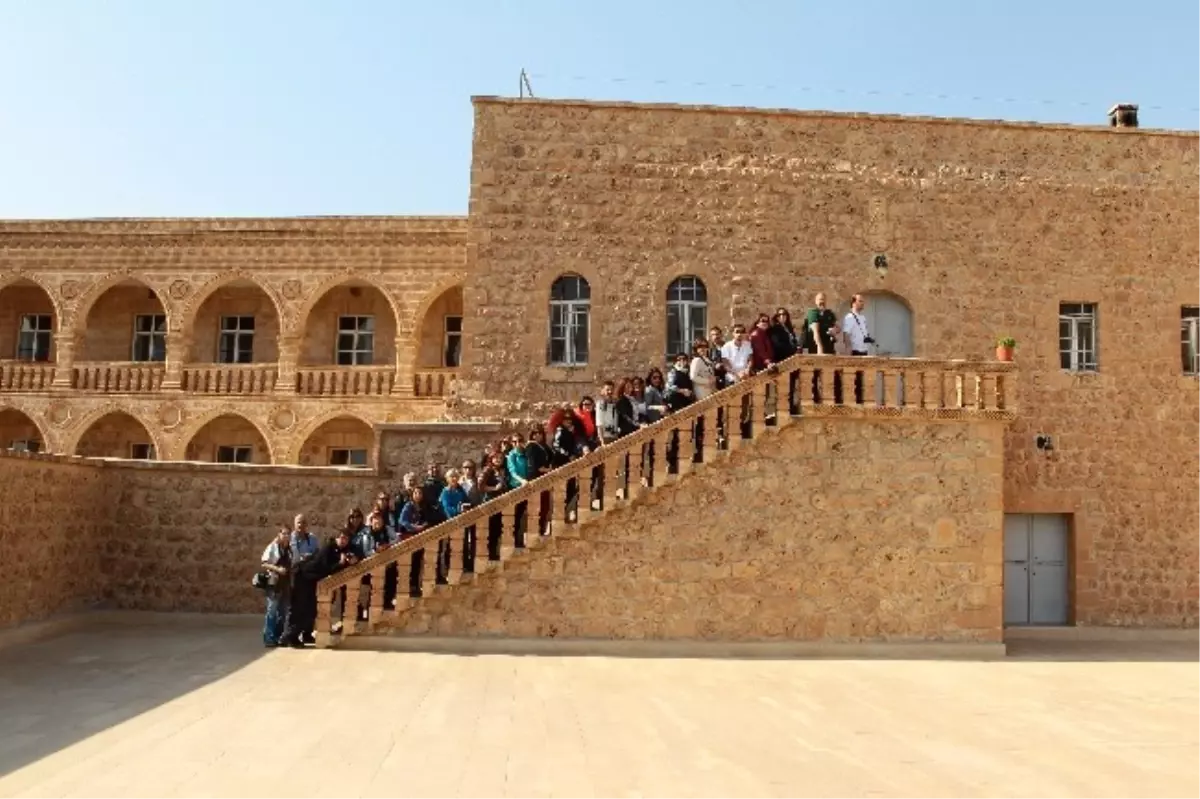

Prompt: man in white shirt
xmin=841 ymin=294 xmax=874 ymax=404
xmin=719 ymin=324 xmax=753 ymax=382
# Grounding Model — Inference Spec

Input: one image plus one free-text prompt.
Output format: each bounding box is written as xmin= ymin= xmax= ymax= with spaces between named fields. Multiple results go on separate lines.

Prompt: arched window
xmin=666 ymin=276 xmax=708 ymax=357
xmin=548 ymin=274 xmax=591 ymax=366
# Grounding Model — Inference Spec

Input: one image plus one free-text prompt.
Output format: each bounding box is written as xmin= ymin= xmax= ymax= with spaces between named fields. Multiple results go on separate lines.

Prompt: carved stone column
xmin=50 ymin=331 xmax=76 ymax=390
xmin=275 ymin=336 xmax=300 ymax=395
xmin=161 ymin=330 xmax=190 ymax=391
xmin=392 ymin=337 xmax=415 ymax=397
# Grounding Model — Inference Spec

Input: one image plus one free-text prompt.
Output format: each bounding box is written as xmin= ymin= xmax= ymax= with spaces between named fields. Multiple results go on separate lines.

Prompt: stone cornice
xmin=0 ymin=216 xmax=467 ymax=235
xmin=0 ymin=230 xmax=468 ymax=252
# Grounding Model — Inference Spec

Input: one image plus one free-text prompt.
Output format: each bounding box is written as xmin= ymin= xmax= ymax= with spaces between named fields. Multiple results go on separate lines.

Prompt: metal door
xmin=1003 ymin=514 xmax=1070 ymax=626
xmin=860 ymin=294 xmax=913 ymax=405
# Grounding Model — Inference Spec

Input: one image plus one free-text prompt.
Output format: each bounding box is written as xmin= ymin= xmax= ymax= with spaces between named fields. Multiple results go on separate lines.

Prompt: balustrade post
xmin=818 ymin=364 xmax=836 ymax=407
xmin=998 ymin=372 xmax=1016 ymax=411
xmin=626 ymin=441 xmax=647 ymax=502
xmin=753 ymin=380 xmax=770 ymax=432
xmin=954 ymin=371 xmax=966 ymax=409
xmin=677 ymin=420 xmax=696 ymax=476
xmin=774 ymin=374 xmax=794 ymax=427
xmin=393 ymin=346 xmax=415 ymax=397
xmin=881 ymin=369 xmax=898 ymax=408
xmin=725 ymin=397 xmax=744 ymax=452
xmin=603 ymin=450 xmax=626 ymax=505
xmin=314 ymin=588 xmax=335 ymax=647
xmin=499 ymin=505 xmax=518 ymax=560
xmin=50 ymin=333 xmax=76 ymax=390
xmin=550 ymin=482 xmax=570 ymax=537
xmin=442 ymin=530 xmax=464 ymax=583
xmin=160 ymin=330 xmax=187 ymax=390
xmin=368 ymin=567 xmax=386 ymax=626
xmin=420 ymin=543 xmax=439 ymax=598
xmin=978 ymin=372 xmax=997 ymax=411
xmin=652 ymin=431 xmax=670 ymax=486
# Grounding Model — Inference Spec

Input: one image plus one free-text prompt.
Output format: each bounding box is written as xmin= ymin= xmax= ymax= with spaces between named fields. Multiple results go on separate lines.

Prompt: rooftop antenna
xmin=519 ymin=68 xmax=535 ymax=99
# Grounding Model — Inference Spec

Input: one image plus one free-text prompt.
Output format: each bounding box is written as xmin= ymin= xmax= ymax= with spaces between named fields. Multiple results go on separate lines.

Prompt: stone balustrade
xmin=0 ymin=361 xmax=56 ymax=391
xmin=413 ymin=368 xmax=457 ymax=398
xmin=294 ymin=365 xmax=396 ymax=397
xmin=72 ymin=362 xmax=165 ymax=393
xmin=181 ymin=364 xmax=279 ymax=394
xmin=313 ymin=354 xmax=1018 ymax=647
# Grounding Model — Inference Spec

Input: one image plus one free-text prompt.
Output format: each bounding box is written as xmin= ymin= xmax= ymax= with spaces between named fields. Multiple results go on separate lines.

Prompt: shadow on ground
xmin=0 ymin=621 xmax=265 ymax=778
xmin=1004 ymin=638 xmax=1199 ymax=663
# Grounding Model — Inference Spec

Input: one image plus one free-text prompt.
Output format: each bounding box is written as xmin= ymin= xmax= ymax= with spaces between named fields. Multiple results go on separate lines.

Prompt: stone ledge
xmin=0 ymin=448 xmax=387 ymax=478
xmin=1005 ymin=626 xmax=1199 ymax=643
xmin=376 ymin=421 xmax=503 ymax=433
xmin=341 ymin=634 xmax=1008 ymax=661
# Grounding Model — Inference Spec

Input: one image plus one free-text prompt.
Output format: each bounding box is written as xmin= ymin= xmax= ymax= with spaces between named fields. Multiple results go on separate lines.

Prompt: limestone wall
xmin=401 ymin=417 xmax=1008 ymax=643
xmin=0 ymin=454 xmax=112 ymax=628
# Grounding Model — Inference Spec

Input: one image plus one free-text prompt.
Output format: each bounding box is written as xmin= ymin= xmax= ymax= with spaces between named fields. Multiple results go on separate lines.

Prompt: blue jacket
xmin=398 ymin=501 xmax=429 ymax=536
xmin=440 ymin=484 xmax=469 ymax=518
xmin=506 ymin=447 xmax=530 ymax=488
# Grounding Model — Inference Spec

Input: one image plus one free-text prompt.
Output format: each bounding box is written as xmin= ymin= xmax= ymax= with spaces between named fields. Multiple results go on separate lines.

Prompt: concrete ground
xmin=0 ymin=621 xmax=1195 ymax=798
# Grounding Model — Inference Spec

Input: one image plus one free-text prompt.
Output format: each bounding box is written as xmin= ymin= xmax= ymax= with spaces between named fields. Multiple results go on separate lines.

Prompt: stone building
xmin=0 ymin=217 xmax=466 ymax=465
xmin=0 ymin=97 xmax=1196 ymax=638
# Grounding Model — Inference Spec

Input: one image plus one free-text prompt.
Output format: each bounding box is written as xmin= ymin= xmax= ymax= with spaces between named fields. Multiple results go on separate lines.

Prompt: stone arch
xmin=0 ymin=276 xmax=61 ymax=361
xmin=407 ymin=275 xmax=466 ymax=338
xmin=288 ymin=411 xmax=376 ymax=467
xmin=73 ymin=409 xmax=163 ymax=460
xmin=178 ymin=272 xmax=285 ymax=344
xmin=73 ymin=273 xmax=172 ymax=362
xmin=179 ymin=408 xmax=276 ymax=464
xmin=411 ymin=279 xmax=465 ymax=368
xmin=70 ymin=271 xmax=170 ymax=330
xmin=292 ymin=273 xmax=402 ymax=367
xmin=61 ymin=403 xmax=165 ymax=458
xmin=0 ymin=273 xmax=63 ymax=326
xmin=0 ymin=404 xmax=52 ymax=453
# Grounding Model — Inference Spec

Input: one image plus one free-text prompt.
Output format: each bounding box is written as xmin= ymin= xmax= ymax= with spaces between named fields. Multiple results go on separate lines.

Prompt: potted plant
xmin=996 ymin=336 xmax=1016 ymax=362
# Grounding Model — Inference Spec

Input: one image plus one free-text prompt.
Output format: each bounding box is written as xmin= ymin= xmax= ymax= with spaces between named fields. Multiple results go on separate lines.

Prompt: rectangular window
xmin=216 ymin=445 xmax=252 ymax=464
xmin=1182 ymin=307 xmax=1199 ymax=376
xmin=9 ymin=440 xmax=41 ymax=453
xmin=130 ymin=443 xmax=156 ymax=460
xmin=548 ymin=303 xmax=590 ymax=366
xmin=132 ymin=314 xmax=167 ymax=362
xmin=16 ymin=314 xmax=52 ymax=362
xmin=218 ymin=316 xmax=255 ymax=364
xmin=443 ymin=315 xmax=462 ymax=368
xmin=329 ymin=448 xmax=369 ymax=468
xmin=1058 ymin=303 xmax=1098 ymax=372
xmin=336 ymin=316 xmax=374 ymax=365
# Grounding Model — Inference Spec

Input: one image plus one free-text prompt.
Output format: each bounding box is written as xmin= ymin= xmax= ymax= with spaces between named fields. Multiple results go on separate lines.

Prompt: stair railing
xmin=313 ymin=354 xmax=1017 ymax=646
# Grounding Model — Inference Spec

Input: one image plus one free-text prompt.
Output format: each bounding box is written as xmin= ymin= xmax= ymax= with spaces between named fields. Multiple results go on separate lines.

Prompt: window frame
xmin=1182 ymin=307 xmax=1199 ymax=376
xmin=215 ymin=445 xmax=253 ymax=464
xmin=665 ymin=276 xmax=709 ymax=358
xmin=16 ymin=314 xmax=53 ymax=362
xmin=130 ymin=443 xmax=156 ymax=460
xmin=329 ymin=448 xmax=370 ymax=468
xmin=131 ymin=314 xmax=167 ymax=363
xmin=442 ymin=315 xmax=463 ymax=368
xmin=8 ymin=439 xmax=41 ymax=453
xmin=217 ymin=315 xmax=256 ymax=364
xmin=1058 ymin=302 xmax=1098 ymax=373
xmin=547 ymin=275 xmax=591 ymax=367
xmin=335 ymin=315 xmax=375 ymax=366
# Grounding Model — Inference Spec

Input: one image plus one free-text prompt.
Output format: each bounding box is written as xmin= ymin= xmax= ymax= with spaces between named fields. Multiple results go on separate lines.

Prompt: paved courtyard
xmin=0 ymin=622 xmax=1195 ymax=798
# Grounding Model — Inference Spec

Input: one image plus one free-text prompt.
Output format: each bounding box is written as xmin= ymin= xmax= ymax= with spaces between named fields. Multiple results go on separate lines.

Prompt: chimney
xmin=1108 ymin=103 xmax=1139 ymax=128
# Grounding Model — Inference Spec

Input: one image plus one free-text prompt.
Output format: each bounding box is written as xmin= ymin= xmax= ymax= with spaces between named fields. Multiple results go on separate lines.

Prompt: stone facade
xmin=0 ymin=217 xmax=468 ymax=466
xmin=0 ymin=454 xmax=111 ymax=628
xmin=396 ymin=417 xmax=1006 ymax=642
xmin=460 ymin=98 xmax=1199 ymax=627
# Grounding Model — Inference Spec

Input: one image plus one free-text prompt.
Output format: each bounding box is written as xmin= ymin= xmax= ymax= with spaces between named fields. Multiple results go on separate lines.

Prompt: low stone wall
xmin=377 ymin=422 xmax=507 ymax=480
xmin=0 ymin=454 xmax=112 ymax=628
xmin=0 ymin=452 xmax=387 ymax=625
xmin=401 ymin=417 xmax=1008 ymax=643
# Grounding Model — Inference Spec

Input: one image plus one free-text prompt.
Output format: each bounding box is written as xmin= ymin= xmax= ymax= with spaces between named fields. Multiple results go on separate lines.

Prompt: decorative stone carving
xmin=281 ymin=280 xmax=302 ymax=300
xmin=270 ymin=405 xmax=297 ymax=431
xmin=46 ymin=401 xmax=72 ymax=427
xmin=168 ymin=279 xmax=192 ymax=300
xmin=157 ymin=402 xmax=184 ymax=430
xmin=59 ymin=280 xmax=81 ymax=300
xmin=865 ymin=196 xmax=894 ymax=251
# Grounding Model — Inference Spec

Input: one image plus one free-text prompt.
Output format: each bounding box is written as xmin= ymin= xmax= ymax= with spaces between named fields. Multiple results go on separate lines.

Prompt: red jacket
xmin=749 ymin=327 xmax=775 ymax=373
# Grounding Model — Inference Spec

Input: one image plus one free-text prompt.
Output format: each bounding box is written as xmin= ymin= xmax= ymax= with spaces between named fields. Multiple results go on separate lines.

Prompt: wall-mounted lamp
xmin=873 ymin=254 xmax=889 ymax=278
xmin=1035 ymin=434 xmax=1054 ymax=452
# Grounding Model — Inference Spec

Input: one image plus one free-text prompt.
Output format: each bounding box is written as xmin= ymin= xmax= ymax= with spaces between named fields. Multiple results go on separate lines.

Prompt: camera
xmin=864 ymin=336 xmax=876 ymax=345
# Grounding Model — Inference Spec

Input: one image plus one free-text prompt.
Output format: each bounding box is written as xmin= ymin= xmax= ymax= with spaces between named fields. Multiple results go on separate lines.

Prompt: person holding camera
xmin=282 ymin=528 xmax=357 ymax=647
xmin=259 ymin=527 xmax=293 ymax=648
xmin=842 ymin=293 xmax=874 ymax=404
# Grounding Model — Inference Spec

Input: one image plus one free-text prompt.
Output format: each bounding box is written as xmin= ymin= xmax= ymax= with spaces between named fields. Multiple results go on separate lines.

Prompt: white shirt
xmin=690 ymin=356 xmax=715 ymax=399
xmin=843 ymin=311 xmax=871 ymax=354
xmin=720 ymin=340 xmax=753 ymax=378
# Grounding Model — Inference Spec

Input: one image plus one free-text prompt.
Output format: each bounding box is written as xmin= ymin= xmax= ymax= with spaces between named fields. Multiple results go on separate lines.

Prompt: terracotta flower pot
xmin=996 ymin=346 xmax=1014 ymax=362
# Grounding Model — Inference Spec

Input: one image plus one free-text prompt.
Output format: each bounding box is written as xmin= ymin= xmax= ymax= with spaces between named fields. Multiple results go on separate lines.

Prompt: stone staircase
xmin=314 ymin=353 xmax=1017 ymax=647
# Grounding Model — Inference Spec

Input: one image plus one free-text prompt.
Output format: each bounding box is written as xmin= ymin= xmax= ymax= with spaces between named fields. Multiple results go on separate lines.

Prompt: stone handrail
xmin=312 ymin=354 xmax=1017 ymax=646
xmin=413 ymin=368 xmax=457 ymax=397
xmin=0 ymin=361 xmax=56 ymax=391
xmin=295 ymin=366 xmax=395 ymax=396
xmin=182 ymin=364 xmax=278 ymax=394
xmin=73 ymin=362 xmax=165 ymax=392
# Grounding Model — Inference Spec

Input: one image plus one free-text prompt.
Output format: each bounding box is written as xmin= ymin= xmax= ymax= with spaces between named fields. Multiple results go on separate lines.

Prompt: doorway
xmin=1003 ymin=514 xmax=1070 ymax=626
xmin=843 ymin=292 xmax=913 ymax=404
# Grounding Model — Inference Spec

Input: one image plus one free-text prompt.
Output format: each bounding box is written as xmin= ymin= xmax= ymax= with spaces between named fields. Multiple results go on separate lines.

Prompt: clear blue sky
xmin=1 ymin=0 xmax=1196 ymax=219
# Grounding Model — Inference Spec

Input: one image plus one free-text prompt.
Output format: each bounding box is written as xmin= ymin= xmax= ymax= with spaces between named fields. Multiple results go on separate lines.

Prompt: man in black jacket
xmin=282 ymin=529 xmax=356 ymax=647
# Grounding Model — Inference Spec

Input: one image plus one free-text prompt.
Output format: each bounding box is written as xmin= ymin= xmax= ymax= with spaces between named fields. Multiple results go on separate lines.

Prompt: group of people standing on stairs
xmin=254 ymin=292 xmax=880 ymax=647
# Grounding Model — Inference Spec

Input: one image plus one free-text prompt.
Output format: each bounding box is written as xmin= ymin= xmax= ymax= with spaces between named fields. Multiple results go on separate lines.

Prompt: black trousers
xmin=284 ymin=576 xmax=318 ymax=643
